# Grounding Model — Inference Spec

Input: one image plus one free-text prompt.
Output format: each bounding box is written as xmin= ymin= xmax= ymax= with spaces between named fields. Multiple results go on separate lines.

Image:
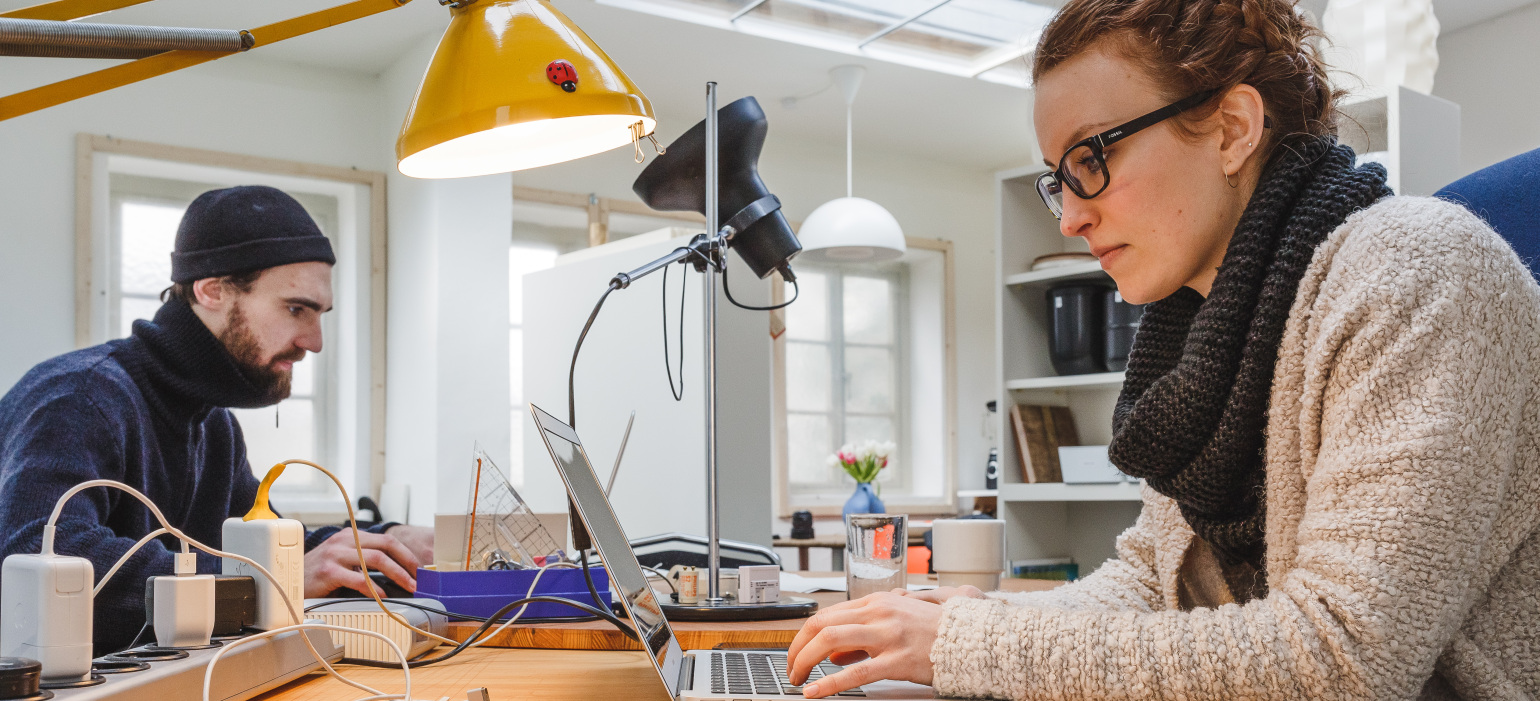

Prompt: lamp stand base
xmin=661 ymin=594 xmax=818 ymax=621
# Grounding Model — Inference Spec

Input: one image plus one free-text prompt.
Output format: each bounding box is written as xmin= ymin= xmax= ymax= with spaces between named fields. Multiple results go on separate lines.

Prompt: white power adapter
xmin=305 ymin=598 xmax=448 ymax=663
xmin=149 ymin=551 xmax=215 ymax=648
xmin=0 ymin=553 xmax=93 ymax=682
xmin=222 ymin=517 xmax=304 ymax=630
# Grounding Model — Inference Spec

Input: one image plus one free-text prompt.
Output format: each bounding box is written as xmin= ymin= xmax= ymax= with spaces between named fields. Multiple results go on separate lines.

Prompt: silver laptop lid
xmin=530 ymin=403 xmax=685 ymax=698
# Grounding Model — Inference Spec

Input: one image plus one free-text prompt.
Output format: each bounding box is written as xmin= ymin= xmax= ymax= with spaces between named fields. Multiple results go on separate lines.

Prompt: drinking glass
xmin=844 ymin=514 xmax=907 ymax=600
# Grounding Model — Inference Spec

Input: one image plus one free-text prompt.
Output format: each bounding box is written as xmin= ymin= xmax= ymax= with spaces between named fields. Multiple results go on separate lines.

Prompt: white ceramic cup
xmin=930 ymin=518 xmax=1006 ymax=591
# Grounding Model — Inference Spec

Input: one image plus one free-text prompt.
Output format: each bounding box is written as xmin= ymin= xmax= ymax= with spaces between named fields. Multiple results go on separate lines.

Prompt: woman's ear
xmin=1217 ymin=84 xmax=1267 ymax=178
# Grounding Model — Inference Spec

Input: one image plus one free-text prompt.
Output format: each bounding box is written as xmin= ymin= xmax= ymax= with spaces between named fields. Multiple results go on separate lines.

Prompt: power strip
xmin=49 ymin=627 xmax=341 ymax=701
xmin=304 ymin=598 xmax=448 ymax=663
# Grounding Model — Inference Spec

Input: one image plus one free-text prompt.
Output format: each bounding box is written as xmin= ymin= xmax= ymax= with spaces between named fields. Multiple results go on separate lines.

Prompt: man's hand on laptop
xmin=303 ymin=529 xmax=422 ymax=598
xmin=785 ymin=591 xmax=941 ymax=698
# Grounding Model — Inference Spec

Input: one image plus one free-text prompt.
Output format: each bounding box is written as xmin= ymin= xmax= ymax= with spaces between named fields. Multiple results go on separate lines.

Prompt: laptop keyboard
xmin=708 ymin=651 xmax=866 ymax=697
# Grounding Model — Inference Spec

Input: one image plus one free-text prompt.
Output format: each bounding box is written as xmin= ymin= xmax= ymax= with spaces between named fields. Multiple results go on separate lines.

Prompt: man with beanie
xmin=0 ymin=185 xmax=432 ymax=654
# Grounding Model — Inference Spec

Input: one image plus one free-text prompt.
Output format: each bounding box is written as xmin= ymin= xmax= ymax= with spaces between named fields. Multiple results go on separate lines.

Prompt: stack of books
xmin=1010 ymin=557 xmax=1078 ymax=581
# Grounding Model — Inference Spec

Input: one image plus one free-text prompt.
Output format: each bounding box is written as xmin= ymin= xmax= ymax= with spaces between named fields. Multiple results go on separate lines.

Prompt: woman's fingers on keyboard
xmin=804 ymin=659 xmax=884 ymax=699
xmin=787 ymin=605 xmax=880 ymax=683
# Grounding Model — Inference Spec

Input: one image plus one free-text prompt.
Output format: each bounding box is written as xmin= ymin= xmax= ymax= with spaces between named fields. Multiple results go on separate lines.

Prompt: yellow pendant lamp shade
xmin=396 ymin=0 xmax=656 ymax=179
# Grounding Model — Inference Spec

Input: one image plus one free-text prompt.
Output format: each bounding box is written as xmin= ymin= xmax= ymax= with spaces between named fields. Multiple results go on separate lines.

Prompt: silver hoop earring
xmin=1225 ymin=170 xmax=1239 ymax=189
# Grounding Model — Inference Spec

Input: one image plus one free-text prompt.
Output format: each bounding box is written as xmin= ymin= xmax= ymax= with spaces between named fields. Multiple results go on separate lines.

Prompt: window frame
xmin=784 ymin=264 xmax=914 ymax=497
xmin=75 ymin=134 xmax=388 ymax=521
xmin=773 ymin=237 xmax=957 ymax=517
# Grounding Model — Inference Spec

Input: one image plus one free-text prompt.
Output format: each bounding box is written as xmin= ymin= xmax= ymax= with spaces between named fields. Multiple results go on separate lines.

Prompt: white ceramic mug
xmin=930 ymin=518 xmax=1005 ymax=591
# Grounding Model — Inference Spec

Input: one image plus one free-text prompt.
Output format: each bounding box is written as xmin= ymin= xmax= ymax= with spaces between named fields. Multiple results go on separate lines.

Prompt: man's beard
xmin=219 ymin=302 xmax=304 ymax=405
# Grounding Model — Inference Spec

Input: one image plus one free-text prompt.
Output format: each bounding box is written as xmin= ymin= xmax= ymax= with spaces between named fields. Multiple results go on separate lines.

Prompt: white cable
xmin=46 ymin=480 xmax=393 ymax=698
xmin=275 ymin=460 xmax=461 ymax=647
xmin=202 ymin=622 xmax=408 ymax=701
xmin=93 ymin=526 xmax=167 ymax=596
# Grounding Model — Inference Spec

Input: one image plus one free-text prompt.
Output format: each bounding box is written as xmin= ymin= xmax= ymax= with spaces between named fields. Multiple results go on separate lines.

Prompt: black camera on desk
xmin=1047 ymin=284 xmax=1144 ymax=375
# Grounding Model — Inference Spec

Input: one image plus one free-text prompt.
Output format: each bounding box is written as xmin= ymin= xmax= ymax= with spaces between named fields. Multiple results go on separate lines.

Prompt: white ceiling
xmin=0 ymin=0 xmax=1531 ymax=171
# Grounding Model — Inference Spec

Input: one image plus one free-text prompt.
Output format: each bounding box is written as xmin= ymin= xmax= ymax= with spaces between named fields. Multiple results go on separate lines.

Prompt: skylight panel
xmin=596 ymin=0 xmax=1055 ymax=87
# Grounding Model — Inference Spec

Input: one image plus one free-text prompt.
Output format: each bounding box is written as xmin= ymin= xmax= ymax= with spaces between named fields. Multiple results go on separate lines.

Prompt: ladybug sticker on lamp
xmin=547 ymin=60 xmax=578 ymax=92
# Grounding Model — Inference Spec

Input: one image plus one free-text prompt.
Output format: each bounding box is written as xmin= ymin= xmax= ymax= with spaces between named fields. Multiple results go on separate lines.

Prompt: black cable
xmin=641 ymin=565 xmax=678 ymax=593
xmin=569 ymin=281 xmax=621 ymax=429
xmin=120 ymin=622 xmax=150 ymax=652
xmin=661 ymin=262 xmax=686 ymax=401
xmin=302 ymin=598 xmax=598 ymax=624
xmin=333 ymin=594 xmax=637 ymax=669
xmin=580 ymin=549 xmax=607 ymax=613
xmin=721 ymin=257 xmax=800 ymax=311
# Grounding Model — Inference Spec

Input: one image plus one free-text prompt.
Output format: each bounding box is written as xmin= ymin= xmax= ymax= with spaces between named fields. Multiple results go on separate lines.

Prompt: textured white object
xmin=930 ymin=518 xmax=1005 ymax=589
xmin=221 ymin=518 xmax=305 ymax=631
xmin=796 ymin=197 xmax=906 ymax=262
xmin=0 ymin=553 xmax=94 ymax=681
xmin=1322 ymin=0 xmax=1440 ymax=95
xmin=152 ymin=574 xmax=216 ymax=648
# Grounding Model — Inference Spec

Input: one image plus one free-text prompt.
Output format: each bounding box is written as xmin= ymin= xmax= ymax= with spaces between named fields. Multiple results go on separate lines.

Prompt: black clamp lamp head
xmin=632 ymin=96 xmax=800 ymax=282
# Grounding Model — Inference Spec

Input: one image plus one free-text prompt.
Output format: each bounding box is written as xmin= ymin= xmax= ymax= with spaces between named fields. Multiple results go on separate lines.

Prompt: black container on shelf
xmin=790 ymin=511 xmax=814 ymax=540
xmin=1103 ymin=288 xmax=1145 ymax=372
xmin=1047 ymin=283 xmax=1108 ymax=375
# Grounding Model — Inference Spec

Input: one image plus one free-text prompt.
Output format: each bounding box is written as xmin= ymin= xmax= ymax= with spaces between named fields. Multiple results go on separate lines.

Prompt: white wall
xmin=1433 ymin=2 xmax=1540 ymax=176
xmin=378 ymin=37 xmax=514 ymax=525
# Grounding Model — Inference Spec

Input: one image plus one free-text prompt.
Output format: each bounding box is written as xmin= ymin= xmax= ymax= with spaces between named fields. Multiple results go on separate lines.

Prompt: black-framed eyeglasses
xmin=1036 ymin=90 xmax=1218 ymax=219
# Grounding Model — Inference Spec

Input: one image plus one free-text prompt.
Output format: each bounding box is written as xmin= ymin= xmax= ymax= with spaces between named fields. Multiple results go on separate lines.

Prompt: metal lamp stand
xmin=611 ymin=83 xmax=815 ymax=621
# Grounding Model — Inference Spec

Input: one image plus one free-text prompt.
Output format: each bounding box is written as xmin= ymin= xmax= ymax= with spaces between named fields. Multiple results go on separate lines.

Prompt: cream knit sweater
xmin=932 ymin=196 xmax=1540 ymax=700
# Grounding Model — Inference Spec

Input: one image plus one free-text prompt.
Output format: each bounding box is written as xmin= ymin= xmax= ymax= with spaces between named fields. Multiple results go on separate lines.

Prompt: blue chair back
xmin=1435 ymin=148 xmax=1540 ymax=280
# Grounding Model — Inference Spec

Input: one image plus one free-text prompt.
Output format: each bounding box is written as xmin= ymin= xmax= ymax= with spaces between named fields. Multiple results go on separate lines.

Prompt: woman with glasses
xmin=786 ymin=0 xmax=1540 ymax=698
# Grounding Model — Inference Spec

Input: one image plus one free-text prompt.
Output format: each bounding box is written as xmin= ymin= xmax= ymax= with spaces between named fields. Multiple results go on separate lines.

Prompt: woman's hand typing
xmin=785 ymin=591 xmax=944 ymax=698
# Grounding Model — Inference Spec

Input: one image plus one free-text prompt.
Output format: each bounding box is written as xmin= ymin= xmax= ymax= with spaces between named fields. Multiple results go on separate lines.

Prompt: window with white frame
xmin=779 ymin=243 xmax=953 ymax=512
xmin=93 ymin=155 xmax=379 ymax=517
xmin=785 ymin=265 xmax=909 ymax=495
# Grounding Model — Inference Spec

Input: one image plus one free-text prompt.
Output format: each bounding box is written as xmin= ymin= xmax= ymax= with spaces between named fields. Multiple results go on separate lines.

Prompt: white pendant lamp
xmin=796 ymin=65 xmax=906 ymax=263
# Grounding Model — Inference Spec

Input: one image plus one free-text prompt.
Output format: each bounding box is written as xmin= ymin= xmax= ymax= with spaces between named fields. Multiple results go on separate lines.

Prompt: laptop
xmin=530 ymin=403 xmax=935 ymax=700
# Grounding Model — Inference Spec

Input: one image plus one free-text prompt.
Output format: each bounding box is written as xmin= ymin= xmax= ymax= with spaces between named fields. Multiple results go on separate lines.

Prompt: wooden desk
xmin=257 ymin=646 xmax=675 ymax=701
xmin=259 ymin=575 xmax=1062 ymax=700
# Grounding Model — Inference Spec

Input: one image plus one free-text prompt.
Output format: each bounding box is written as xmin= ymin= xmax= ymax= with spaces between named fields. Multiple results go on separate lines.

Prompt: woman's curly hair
xmin=1034 ymin=0 xmax=1339 ymax=161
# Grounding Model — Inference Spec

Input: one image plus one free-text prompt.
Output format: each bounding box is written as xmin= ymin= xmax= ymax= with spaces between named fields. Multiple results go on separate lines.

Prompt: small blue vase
xmin=842 ymin=482 xmax=885 ymax=517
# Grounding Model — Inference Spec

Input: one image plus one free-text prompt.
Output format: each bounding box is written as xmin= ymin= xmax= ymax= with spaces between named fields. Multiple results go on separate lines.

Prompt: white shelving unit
xmin=1337 ymin=87 xmax=1461 ymax=197
xmin=998 ymin=482 xmax=1142 ymax=503
xmin=993 ymin=164 xmax=1143 ymax=573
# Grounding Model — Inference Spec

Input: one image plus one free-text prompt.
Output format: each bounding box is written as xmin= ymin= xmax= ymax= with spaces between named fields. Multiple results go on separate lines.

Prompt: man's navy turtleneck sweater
xmin=0 ymin=298 xmax=392 ymax=654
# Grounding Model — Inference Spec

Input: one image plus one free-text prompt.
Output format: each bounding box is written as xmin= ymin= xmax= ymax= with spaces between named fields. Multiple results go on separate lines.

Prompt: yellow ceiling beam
xmin=1 ymin=0 xmax=155 ymax=21
xmin=0 ymin=0 xmax=410 ymax=122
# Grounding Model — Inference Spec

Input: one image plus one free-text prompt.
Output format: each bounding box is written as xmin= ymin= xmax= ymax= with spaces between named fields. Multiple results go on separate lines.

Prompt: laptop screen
xmin=530 ymin=403 xmax=684 ymax=697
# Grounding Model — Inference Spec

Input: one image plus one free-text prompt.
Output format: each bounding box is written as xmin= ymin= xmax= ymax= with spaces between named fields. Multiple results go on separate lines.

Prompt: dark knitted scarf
xmin=1107 ymin=139 xmax=1392 ymax=585
xmin=116 ymin=296 xmax=276 ymax=423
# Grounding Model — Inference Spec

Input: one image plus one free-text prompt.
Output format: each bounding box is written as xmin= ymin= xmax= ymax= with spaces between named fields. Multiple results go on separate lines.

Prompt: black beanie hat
xmin=170 ymin=185 xmax=337 ymax=284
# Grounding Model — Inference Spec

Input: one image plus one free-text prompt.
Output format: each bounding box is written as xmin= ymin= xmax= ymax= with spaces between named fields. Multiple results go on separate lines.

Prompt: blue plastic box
xmin=415 ymin=566 xmax=612 ymax=621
